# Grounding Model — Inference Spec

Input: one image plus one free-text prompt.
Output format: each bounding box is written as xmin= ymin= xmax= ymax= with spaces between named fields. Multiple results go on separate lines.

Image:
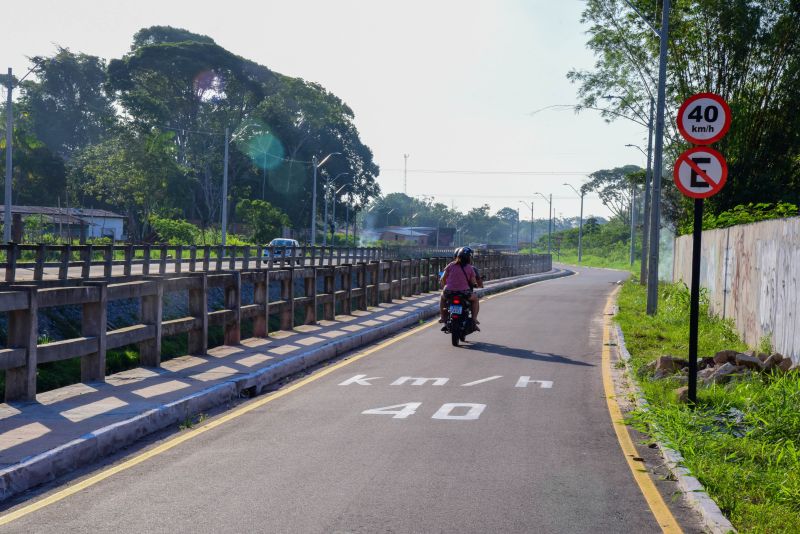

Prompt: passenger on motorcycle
xmin=439 ymin=247 xmax=480 ymax=326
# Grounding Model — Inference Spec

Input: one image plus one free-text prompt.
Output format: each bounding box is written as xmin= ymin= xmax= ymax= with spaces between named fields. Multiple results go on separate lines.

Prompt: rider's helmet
xmin=453 ymin=247 xmax=461 ymax=258
xmin=457 ymin=246 xmax=474 ymax=263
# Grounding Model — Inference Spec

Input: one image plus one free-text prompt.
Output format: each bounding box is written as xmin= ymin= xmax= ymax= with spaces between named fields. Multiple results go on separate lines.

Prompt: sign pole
xmin=688 ymin=198 xmax=703 ymax=404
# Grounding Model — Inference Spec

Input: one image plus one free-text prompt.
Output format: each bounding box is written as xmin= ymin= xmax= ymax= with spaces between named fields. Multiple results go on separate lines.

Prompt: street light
xmin=627 ymin=137 xmax=654 ymax=285
xmin=4 ymin=61 xmax=47 ymax=243
xmin=311 ymin=152 xmax=341 ymax=246
xmin=518 ymin=200 xmax=534 ymax=252
xmin=563 ymin=184 xmax=585 ymax=263
xmin=323 ymin=172 xmax=349 ymax=246
xmin=330 ymin=182 xmax=348 ymax=244
xmin=534 ymin=192 xmax=553 ymax=255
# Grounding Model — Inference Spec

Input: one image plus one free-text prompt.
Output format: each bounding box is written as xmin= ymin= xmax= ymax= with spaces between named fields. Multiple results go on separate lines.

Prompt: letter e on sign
xmin=677 ymin=93 xmax=731 ymax=145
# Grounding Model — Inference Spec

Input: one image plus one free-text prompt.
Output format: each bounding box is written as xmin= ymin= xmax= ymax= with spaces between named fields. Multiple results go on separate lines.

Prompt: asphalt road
xmin=2 ymin=267 xmax=671 ymax=533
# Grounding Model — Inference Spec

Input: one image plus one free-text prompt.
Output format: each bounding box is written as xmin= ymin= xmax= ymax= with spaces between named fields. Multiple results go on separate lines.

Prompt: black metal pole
xmin=688 ymin=198 xmax=703 ymax=404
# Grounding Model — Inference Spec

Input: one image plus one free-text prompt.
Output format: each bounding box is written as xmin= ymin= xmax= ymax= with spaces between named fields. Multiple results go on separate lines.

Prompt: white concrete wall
xmin=81 ymin=217 xmax=124 ymax=241
xmin=673 ymin=217 xmax=800 ymax=363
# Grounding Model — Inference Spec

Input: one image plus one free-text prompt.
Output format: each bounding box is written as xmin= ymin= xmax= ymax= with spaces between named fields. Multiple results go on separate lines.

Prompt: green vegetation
xmin=678 ymin=202 xmax=799 ymax=235
xmin=616 ymin=280 xmax=800 ymax=532
xmin=571 ymin=1 xmax=800 ymax=228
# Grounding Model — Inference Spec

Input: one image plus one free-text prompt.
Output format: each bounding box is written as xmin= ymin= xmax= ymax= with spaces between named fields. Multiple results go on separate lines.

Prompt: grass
xmin=616 ymin=279 xmax=800 ymax=532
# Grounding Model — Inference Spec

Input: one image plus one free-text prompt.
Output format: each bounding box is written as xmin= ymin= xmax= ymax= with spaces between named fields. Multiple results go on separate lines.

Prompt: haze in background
xmin=1 ymin=0 xmax=647 ymax=219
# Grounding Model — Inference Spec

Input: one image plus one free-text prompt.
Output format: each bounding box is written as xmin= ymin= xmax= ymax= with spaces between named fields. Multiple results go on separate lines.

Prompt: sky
xmin=1 ymin=0 xmax=648 ymax=220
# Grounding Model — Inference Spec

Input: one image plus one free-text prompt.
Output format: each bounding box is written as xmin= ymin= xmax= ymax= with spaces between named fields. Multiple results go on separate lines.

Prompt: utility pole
xmin=311 ymin=155 xmax=318 ymax=246
xmin=4 ymin=68 xmax=13 ymax=243
xmin=647 ymin=0 xmax=671 ymax=315
xmin=221 ymin=127 xmax=229 ymax=246
xmin=629 ymin=183 xmax=636 ymax=265
xmin=641 ymin=97 xmax=654 ymax=285
xmin=403 ymin=154 xmax=409 ymax=195
xmin=323 ymin=177 xmax=329 ymax=246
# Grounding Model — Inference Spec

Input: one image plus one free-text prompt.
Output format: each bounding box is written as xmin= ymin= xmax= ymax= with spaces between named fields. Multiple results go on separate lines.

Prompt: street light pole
xmin=519 ymin=200 xmax=534 ymax=252
xmin=310 ymin=152 xmax=340 ymax=247
xmin=4 ymin=68 xmax=12 ymax=243
xmin=534 ymin=193 xmax=552 ymax=255
xmin=563 ymin=184 xmax=585 ymax=263
xmin=629 ymin=182 xmax=637 ymax=265
xmin=643 ymin=97 xmax=655 ymax=285
xmin=221 ymin=127 xmax=230 ymax=246
xmin=647 ymin=0 xmax=671 ymax=315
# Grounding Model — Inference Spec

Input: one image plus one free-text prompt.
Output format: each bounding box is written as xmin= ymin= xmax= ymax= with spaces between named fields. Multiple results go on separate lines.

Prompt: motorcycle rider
xmin=439 ymin=247 xmax=480 ymax=327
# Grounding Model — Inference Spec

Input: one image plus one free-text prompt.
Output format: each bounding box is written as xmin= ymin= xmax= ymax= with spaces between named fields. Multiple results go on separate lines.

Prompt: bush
xmin=149 ymin=216 xmax=201 ymax=245
xmin=678 ymin=202 xmax=799 ymax=235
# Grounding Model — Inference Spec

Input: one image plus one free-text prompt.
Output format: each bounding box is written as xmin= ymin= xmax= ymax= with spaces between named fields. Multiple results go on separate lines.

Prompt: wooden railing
xmin=0 ymin=253 xmax=552 ymax=401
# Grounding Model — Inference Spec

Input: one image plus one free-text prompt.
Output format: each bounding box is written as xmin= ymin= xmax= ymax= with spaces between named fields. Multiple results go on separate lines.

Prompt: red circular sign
xmin=677 ymin=93 xmax=731 ymax=145
xmin=673 ymin=147 xmax=728 ymax=199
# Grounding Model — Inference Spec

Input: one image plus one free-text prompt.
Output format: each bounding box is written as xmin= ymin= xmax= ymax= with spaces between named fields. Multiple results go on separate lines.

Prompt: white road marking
xmin=461 ymin=376 xmax=503 ymax=387
xmin=362 ymin=402 xmax=421 ymax=419
xmin=338 ymin=374 xmax=381 ymax=386
xmin=391 ymin=377 xmax=449 ymax=386
xmin=515 ymin=376 xmax=554 ymax=389
xmin=431 ymin=403 xmax=485 ymax=421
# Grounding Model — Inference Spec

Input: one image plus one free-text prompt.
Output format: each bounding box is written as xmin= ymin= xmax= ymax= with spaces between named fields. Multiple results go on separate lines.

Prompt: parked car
xmin=263 ymin=238 xmax=301 ymax=258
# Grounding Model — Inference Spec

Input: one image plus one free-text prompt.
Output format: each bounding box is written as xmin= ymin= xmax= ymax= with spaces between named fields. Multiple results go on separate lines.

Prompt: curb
xmin=0 ymin=268 xmax=572 ymax=502
xmin=614 ymin=324 xmax=736 ymax=534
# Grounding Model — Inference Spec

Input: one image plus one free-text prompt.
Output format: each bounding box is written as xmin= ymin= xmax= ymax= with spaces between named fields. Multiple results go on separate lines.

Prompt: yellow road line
xmin=602 ymin=290 xmax=683 ymax=534
xmin=0 ymin=275 xmax=562 ymax=525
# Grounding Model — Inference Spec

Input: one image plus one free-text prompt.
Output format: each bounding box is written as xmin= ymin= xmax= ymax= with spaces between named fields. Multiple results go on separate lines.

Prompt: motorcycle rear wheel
xmin=451 ymin=330 xmax=460 ymax=346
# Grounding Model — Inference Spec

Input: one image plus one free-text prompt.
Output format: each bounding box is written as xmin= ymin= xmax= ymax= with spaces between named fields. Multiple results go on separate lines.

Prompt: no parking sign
xmin=675 ymin=92 xmax=731 ymax=405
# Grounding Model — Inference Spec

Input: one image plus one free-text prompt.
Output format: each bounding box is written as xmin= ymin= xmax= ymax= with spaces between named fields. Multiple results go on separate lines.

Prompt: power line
xmin=383 ymin=168 xmax=591 ymax=176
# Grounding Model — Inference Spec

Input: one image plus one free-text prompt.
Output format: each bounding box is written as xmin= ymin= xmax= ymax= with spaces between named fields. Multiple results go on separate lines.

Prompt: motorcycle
xmin=442 ymin=291 xmax=477 ymax=346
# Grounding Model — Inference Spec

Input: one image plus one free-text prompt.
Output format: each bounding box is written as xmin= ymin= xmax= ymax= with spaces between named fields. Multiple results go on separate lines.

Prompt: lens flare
xmin=193 ymin=70 xmax=226 ymax=102
xmin=247 ymin=133 xmax=285 ymax=171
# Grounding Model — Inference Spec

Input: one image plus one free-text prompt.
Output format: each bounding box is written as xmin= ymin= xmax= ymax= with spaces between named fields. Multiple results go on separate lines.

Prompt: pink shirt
xmin=443 ymin=262 xmax=475 ymax=291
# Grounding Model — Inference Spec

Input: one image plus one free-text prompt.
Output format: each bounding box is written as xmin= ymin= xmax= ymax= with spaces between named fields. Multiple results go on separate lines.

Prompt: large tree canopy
xmin=10 ymin=26 xmax=381 ymax=241
xmin=569 ymin=0 xmax=800 ymax=222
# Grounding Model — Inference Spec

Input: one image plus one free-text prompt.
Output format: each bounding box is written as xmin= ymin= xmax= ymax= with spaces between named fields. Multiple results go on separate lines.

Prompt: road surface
xmin=0 ymin=267 xmax=694 ymax=533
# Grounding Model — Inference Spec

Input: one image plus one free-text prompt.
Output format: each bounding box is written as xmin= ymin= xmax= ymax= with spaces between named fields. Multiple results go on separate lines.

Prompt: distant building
xmin=377 ymin=226 xmax=454 ymax=246
xmin=10 ymin=206 xmax=125 ymax=242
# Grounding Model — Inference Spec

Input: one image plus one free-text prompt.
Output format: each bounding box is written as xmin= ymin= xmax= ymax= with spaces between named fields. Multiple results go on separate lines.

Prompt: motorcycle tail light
xmin=453 ymin=298 xmax=461 ymax=304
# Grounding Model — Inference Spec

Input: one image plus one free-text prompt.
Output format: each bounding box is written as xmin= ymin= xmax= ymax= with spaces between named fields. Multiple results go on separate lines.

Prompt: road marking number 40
xmin=362 ymin=402 xmax=486 ymax=420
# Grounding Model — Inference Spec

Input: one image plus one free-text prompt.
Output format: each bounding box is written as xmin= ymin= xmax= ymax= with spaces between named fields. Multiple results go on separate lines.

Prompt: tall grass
xmin=617 ymin=280 xmax=800 ymax=532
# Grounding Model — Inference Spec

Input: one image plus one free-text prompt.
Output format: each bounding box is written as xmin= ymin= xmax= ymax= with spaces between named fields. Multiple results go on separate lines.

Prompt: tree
xmin=582 ymin=165 xmax=643 ymax=223
xmin=235 ymin=199 xmax=290 ymax=243
xmin=569 ymin=0 xmax=800 ymax=221
xmin=68 ymin=129 xmax=188 ymax=239
xmin=18 ymin=48 xmax=116 ymax=160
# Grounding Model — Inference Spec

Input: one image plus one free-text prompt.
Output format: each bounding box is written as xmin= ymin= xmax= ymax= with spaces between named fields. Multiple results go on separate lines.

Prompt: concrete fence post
xmin=216 ymin=245 xmax=224 ymax=271
xmin=5 ymin=244 xmax=18 ymax=283
xmin=142 ymin=245 xmax=151 ymax=276
xmin=188 ymin=272 xmax=208 ymax=355
xmin=224 ymin=270 xmax=242 ymax=345
xmin=5 ymin=286 xmax=38 ymax=402
xmin=34 ymin=244 xmax=46 ymax=281
xmin=280 ymin=269 xmax=295 ymax=331
xmin=124 ymin=244 xmax=133 ymax=277
xmin=253 ymin=271 xmax=269 ymax=338
xmin=344 ymin=264 xmax=353 ymax=315
xmin=139 ymin=277 xmax=163 ymax=367
xmin=323 ymin=268 xmax=335 ymax=321
xmin=189 ymin=245 xmax=197 ymax=272
xmin=103 ymin=246 xmax=113 ymax=278
xmin=228 ymin=246 xmax=236 ymax=270
xmin=80 ymin=244 xmax=93 ymax=279
xmin=357 ymin=263 xmax=367 ymax=310
xmin=243 ymin=246 xmax=250 ymax=271
xmin=81 ymin=281 xmax=108 ymax=382
xmin=305 ymin=267 xmax=318 ymax=324
xmin=203 ymin=245 xmax=211 ymax=272
xmin=159 ymin=244 xmax=168 ymax=275
xmin=175 ymin=245 xmax=183 ymax=274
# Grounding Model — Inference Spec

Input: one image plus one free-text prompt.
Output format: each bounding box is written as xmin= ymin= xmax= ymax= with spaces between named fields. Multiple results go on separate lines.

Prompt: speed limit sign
xmin=677 ymin=93 xmax=731 ymax=145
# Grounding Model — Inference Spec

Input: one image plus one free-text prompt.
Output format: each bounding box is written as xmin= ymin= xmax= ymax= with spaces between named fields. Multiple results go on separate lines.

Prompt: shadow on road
xmin=463 ymin=341 xmax=594 ymax=367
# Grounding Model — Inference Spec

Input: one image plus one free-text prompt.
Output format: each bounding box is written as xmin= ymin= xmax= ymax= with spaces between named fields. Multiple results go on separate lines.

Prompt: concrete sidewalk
xmin=0 ymin=269 xmax=570 ymax=502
